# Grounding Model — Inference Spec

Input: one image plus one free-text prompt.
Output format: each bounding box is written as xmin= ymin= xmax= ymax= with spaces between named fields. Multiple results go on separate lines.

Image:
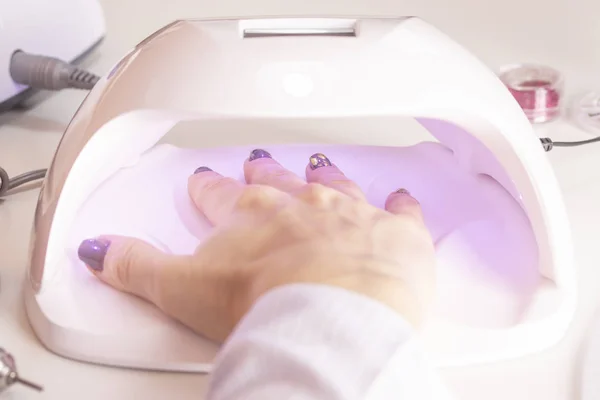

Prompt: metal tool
xmin=0 ymin=348 xmax=43 ymax=394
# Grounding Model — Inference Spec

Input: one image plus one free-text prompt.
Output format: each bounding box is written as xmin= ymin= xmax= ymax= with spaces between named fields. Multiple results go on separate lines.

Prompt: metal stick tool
xmin=0 ymin=348 xmax=43 ymax=394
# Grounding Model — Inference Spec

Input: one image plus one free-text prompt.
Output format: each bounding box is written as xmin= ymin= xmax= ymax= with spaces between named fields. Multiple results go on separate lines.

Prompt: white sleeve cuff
xmin=207 ymin=284 xmax=452 ymax=400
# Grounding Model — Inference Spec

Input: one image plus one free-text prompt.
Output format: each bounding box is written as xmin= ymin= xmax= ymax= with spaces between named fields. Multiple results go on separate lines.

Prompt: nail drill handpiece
xmin=0 ymin=348 xmax=43 ymax=394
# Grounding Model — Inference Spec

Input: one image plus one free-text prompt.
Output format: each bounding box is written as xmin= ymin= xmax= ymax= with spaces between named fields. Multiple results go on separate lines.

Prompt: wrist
xmin=241 ymin=272 xmax=424 ymax=329
xmin=326 ymin=274 xmax=425 ymax=328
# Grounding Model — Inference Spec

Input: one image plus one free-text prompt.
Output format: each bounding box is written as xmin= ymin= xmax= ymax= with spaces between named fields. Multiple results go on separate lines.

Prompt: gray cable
xmin=0 ymin=167 xmax=46 ymax=197
xmin=9 ymin=50 xmax=100 ymax=91
xmin=539 ymin=136 xmax=600 ymax=152
xmin=0 ymin=51 xmax=100 ymax=198
xmin=0 ymin=167 xmax=9 ymax=196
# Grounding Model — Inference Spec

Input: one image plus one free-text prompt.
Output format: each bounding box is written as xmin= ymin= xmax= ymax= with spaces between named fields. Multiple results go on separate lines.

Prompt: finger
xmin=188 ymin=166 xmax=246 ymax=225
xmin=190 ymin=166 xmax=288 ymax=224
xmin=385 ymin=188 xmax=424 ymax=221
xmin=77 ymin=235 xmax=192 ymax=305
xmin=305 ymin=152 xmax=366 ymax=200
xmin=77 ymin=235 xmax=231 ymax=342
xmin=244 ymin=149 xmax=305 ymax=193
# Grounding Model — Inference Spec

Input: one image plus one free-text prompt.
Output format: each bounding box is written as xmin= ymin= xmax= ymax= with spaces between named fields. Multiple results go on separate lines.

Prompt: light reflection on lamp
xmin=282 ymin=72 xmax=314 ymax=97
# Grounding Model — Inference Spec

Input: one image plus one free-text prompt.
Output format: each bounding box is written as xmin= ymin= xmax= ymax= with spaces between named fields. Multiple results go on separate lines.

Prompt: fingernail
xmin=194 ymin=166 xmax=212 ymax=174
xmin=395 ymin=188 xmax=411 ymax=195
xmin=249 ymin=149 xmax=272 ymax=161
xmin=78 ymin=238 xmax=111 ymax=272
xmin=309 ymin=153 xmax=332 ymax=170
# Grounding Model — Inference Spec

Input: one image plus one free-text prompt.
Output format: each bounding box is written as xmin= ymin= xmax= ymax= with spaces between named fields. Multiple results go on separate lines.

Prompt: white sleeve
xmin=206 ymin=284 xmax=454 ymax=400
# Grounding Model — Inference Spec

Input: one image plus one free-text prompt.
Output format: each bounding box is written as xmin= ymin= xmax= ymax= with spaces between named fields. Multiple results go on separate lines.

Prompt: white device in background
xmin=0 ymin=0 xmax=105 ymax=108
xmin=24 ymin=17 xmax=576 ymax=372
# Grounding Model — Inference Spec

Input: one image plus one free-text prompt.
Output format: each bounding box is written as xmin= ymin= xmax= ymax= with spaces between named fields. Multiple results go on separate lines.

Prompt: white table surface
xmin=2 ymin=0 xmax=600 ymax=399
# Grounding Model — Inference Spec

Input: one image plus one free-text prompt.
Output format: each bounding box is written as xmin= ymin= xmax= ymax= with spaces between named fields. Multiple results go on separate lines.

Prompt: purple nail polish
xmin=78 ymin=238 xmax=110 ymax=271
xmin=194 ymin=166 xmax=212 ymax=174
xmin=395 ymin=188 xmax=411 ymax=195
xmin=309 ymin=153 xmax=332 ymax=170
xmin=249 ymin=149 xmax=272 ymax=161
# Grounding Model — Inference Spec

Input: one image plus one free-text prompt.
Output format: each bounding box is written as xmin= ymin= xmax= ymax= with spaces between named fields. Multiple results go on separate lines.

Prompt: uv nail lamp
xmin=25 ymin=17 xmax=576 ymax=371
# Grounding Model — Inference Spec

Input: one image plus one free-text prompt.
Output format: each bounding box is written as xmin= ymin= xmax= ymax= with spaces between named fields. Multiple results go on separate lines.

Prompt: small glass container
xmin=498 ymin=63 xmax=564 ymax=123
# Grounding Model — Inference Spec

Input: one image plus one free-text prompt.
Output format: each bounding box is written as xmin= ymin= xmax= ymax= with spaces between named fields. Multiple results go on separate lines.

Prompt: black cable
xmin=0 ymin=166 xmax=47 ymax=198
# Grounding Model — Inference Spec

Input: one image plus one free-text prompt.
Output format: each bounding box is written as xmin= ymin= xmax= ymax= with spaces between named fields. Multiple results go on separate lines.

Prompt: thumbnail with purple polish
xmin=194 ymin=166 xmax=212 ymax=174
xmin=309 ymin=153 xmax=332 ymax=170
xmin=78 ymin=238 xmax=110 ymax=271
xmin=396 ymin=188 xmax=411 ymax=195
xmin=249 ymin=149 xmax=272 ymax=161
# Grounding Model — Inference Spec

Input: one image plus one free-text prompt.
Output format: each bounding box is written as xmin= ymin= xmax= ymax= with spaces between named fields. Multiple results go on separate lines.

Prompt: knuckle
xmin=235 ymin=185 xmax=277 ymax=211
xmin=329 ymin=179 xmax=363 ymax=198
xmin=203 ymin=178 xmax=233 ymax=194
xmin=263 ymin=169 xmax=290 ymax=180
xmin=329 ymin=179 xmax=354 ymax=187
xmin=113 ymin=242 xmax=139 ymax=288
xmin=114 ymin=250 xmax=133 ymax=287
xmin=252 ymin=169 xmax=286 ymax=186
xmin=298 ymin=183 xmax=336 ymax=206
xmin=190 ymin=178 xmax=231 ymax=204
xmin=253 ymin=166 xmax=299 ymax=187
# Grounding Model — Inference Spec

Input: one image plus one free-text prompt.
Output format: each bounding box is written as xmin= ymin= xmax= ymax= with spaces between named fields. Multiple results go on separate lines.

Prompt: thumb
xmin=77 ymin=236 xmax=192 ymax=304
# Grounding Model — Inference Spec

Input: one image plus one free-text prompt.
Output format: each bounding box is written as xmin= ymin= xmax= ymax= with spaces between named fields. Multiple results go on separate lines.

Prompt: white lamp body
xmin=25 ymin=17 xmax=576 ymax=372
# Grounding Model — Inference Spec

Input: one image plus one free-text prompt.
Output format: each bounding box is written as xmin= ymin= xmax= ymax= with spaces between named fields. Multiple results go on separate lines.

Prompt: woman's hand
xmin=77 ymin=149 xmax=436 ymax=343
